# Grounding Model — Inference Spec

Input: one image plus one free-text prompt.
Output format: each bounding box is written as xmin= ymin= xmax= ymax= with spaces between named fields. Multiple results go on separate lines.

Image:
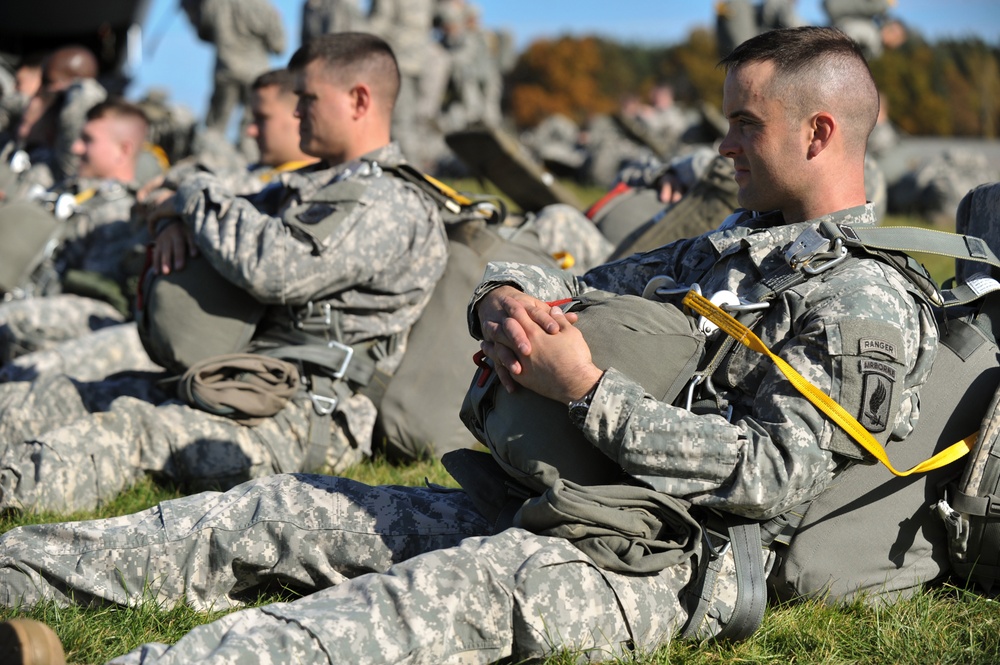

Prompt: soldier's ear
xmin=807 ymin=111 xmax=835 ymax=159
xmin=351 ymin=83 xmax=372 ymax=120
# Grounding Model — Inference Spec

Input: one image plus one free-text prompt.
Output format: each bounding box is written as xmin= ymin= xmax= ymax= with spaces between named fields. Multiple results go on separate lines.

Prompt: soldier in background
xmin=181 ymin=0 xmax=286 ymax=158
xmin=0 ymin=69 xmax=318 ymax=384
xmin=40 ymin=45 xmax=109 ymax=182
xmin=822 ymin=0 xmax=907 ymax=59
xmin=716 ymin=0 xmax=803 ymax=57
xmin=0 ymin=52 xmax=44 ymax=138
xmin=0 ymin=101 xmax=150 ymax=366
xmin=0 ymin=89 xmax=61 ymax=201
xmin=437 ymin=1 xmax=503 ymax=133
xmin=301 ymin=0 xmax=364 ymax=44
xmin=367 ymin=0 xmax=448 ymax=168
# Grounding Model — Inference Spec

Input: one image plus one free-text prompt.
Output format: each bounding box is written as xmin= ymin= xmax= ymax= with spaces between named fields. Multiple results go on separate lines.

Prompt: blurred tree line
xmin=505 ymin=28 xmax=1000 ymax=138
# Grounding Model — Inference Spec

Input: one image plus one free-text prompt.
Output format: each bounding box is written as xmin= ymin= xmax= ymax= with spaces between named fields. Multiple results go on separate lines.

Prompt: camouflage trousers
xmin=0 ymin=473 xmax=722 ymax=664
xmin=0 ymin=322 xmax=160 ymax=383
xmin=0 ymin=373 xmax=365 ymax=514
xmin=0 ymin=294 xmax=125 ymax=365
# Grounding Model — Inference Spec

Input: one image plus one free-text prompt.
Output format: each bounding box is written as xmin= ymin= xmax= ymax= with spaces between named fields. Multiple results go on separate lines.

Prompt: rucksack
xmin=762 ymin=191 xmax=1000 ymax=602
xmin=0 ymin=200 xmax=64 ymax=297
xmin=459 ymin=290 xmax=705 ymax=493
xmin=135 ymin=253 xmax=266 ymax=375
xmin=930 ymin=182 xmax=1000 ymax=593
xmin=372 ymin=165 xmax=559 ymax=461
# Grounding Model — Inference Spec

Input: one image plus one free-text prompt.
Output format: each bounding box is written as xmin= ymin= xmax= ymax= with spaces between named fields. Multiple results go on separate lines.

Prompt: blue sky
xmin=131 ymin=0 xmax=1000 ymax=120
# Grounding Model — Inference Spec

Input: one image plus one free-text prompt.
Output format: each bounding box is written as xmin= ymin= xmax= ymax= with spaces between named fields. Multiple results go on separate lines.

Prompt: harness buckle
xmin=310 ymin=393 xmax=339 ymax=416
xmin=685 ymin=374 xmax=706 ymax=411
xmin=785 ymin=227 xmax=849 ymax=275
xmin=326 ymin=339 xmax=354 ymax=380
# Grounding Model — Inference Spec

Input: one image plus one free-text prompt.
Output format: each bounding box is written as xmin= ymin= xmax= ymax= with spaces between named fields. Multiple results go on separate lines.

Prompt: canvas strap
xmin=683 ymin=289 xmax=977 ymax=476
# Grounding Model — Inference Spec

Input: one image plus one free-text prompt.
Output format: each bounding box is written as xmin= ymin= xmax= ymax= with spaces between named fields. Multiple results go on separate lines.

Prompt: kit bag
xmin=0 ymin=201 xmax=63 ymax=295
xmin=136 ymin=254 xmax=265 ymax=375
xmin=932 ymin=182 xmax=1000 ymax=593
xmin=459 ymin=289 xmax=705 ymax=494
xmin=372 ymin=166 xmax=559 ymax=461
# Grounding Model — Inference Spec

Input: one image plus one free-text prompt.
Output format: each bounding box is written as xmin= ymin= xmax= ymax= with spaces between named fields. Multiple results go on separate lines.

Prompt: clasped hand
xmin=133 ymin=181 xmax=198 ymax=275
xmin=477 ymin=286 xmax=604 ymax=404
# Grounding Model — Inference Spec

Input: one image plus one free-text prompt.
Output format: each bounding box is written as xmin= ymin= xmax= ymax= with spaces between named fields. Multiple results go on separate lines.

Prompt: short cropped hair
xmin=85 ymin=98 xmax=149 ymax=129
xmin=720 ymin=26 xmax=879 ymax=155
xmin=288 ymin=32 xmax=401 ymax=112
xmin=253 ymin=68 xmax=298 ymax=96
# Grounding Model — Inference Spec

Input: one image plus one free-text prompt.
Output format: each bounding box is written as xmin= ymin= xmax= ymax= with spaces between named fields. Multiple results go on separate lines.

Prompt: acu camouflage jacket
xmin=469 ymin=203 xmax=938 ymax=520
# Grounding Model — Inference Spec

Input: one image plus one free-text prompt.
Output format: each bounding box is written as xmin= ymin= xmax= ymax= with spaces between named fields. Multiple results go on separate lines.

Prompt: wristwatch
xmin=567 ymin=382 xmax=599 ymax=427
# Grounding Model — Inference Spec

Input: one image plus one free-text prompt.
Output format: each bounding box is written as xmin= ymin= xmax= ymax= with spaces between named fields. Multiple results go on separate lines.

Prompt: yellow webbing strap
xmin=73 ymin=188 xmax=97 ymax=205
xmin=421 ymin=172 xmax=474 ymax=207
xmin=258 ymin=159 xmax=317 ymax=183
xmin=682 ymin=289 xmax=976 ymax=476
xmin=144 ymin=142 xmax=171 ymax=171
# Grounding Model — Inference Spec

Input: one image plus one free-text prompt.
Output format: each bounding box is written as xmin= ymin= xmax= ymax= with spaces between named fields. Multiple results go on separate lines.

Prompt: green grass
xmin=3 ymin=463 xmax=1000 ymax=664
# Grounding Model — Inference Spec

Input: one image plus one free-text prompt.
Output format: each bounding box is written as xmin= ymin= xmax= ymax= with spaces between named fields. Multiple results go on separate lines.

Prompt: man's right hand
xmin=152 ymin=221 xmax=199 ymax=275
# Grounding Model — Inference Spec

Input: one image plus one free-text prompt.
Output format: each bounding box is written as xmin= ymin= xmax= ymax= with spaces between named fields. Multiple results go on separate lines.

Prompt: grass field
xmin=0 ymin=200 xmax=987 ymax=663
xmin=3 ymin=461 xmax=1000 ymax=664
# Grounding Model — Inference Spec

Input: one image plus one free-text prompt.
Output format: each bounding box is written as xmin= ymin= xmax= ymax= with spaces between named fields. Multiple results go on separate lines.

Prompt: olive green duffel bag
xmin=0 ymin=201 xmax=63 ymax=295
xmin=136 ymin=255 xmax=265 ymax=375
xmin=460 ymin=289 xmax=706 ymax=494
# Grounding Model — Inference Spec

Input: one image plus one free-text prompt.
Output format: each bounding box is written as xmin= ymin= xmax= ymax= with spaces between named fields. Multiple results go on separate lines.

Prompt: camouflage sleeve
xmin=466 ymin=238 xmax=696 ymax=338
xmin=574 ymin=259 xmax=935 ymax=520
xmin=174 ymin=172 xmax=443 ymax=306
xmin=466 ymin=261 xmax=588 ymax=338
xmin=254 ymin=0 xmax=287 ymax=53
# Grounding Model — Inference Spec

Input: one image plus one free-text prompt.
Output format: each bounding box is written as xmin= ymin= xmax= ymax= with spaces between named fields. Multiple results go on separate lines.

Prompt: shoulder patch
xmin=296 ymin=204 xmax=337 ymax=226
xmin=859 ymin=359 xmax=896 ymax=432
xmin=859 ymin=338 xmax=898 ymax=360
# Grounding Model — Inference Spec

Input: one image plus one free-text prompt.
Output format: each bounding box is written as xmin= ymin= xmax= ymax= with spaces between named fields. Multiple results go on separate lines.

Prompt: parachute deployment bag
xmin=459 ymin=289 xmax=705 ymax=494
xmin=0 ymin=201 xmax=63 ymax=295
xmin=136 ymin=254 xmax=265 ymax=375
xmin=371 ymin=165 xmax=559 ymax=461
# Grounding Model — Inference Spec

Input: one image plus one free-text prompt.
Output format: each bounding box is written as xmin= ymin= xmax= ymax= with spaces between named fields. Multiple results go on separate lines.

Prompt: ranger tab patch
xmin=859 ymin=338 xmax=897 ymax=360
xmin=859 ymin=358 xmax=896 ymax=432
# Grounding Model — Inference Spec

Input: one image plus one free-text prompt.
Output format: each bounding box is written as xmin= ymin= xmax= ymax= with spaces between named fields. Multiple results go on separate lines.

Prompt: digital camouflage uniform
xmin=0 ymin=202 xmax=936 ymax=664
xmin=527 ymin=204 xmax=614 ymax=275
xmin=300 ymin=0 xmax=364 ymax=44
xmin=0 ymin=142 xmax=447 ymax=514
xmin=0 ymin=176 xmax=143 ymax=364
xmin=52 ymin=78 xmax=108 ymax=182
xmin=366 ymin=0 xmax=445 ymax=167
xmin=189 ymin=0 xmax=286 ymax=135
xmin=822 ymin=0 xmax=891 ymax=59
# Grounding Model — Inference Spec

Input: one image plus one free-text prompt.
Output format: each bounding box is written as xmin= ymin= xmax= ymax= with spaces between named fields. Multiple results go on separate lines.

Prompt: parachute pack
xmin=0 ymin=200 xmax=64 ymax=298
xmin=372 ymin=165 xmax=558 ymax=460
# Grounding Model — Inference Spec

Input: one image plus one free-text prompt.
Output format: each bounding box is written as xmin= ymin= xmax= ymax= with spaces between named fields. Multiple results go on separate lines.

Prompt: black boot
xmin=0 ymin=619 xmax=66 ymax=665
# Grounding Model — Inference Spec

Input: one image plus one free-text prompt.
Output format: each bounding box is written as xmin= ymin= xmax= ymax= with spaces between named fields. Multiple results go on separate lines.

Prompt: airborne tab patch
xmin=859 ymin=359 xmax=896 ymax=432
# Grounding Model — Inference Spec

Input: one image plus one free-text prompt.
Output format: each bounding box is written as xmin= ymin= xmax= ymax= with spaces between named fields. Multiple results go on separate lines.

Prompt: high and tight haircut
xmin=720 ymin=26 xmax=879 ymax=155
xmin=253 ymin=68 xmax=298 ymax=96
xmin=287 ymin=32 xmax=401 ymax=111
xmin=85 ymin=98 xmax=150 ymax=137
